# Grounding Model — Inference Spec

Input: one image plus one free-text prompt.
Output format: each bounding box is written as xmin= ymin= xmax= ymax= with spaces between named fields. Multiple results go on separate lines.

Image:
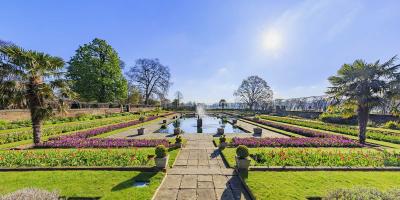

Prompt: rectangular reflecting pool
xmin=157 ymin=116 xmax=246 ymax=134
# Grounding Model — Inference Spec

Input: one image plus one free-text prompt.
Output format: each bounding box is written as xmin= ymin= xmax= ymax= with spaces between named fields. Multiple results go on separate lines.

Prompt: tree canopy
xmin=67 ymin=38 xmax=127 ymax=103
xmin=0 ymin=44 xmax=74 ymax=143
xmin=127 ymin=58 xmax=171 ymax=105
xmin=327 ymin=56 xmax=400 ymax=143
xmin=234 ymin=75 xmax=273 ymax=110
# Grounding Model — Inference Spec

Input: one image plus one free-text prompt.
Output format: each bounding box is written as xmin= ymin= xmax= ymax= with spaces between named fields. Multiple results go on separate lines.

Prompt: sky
xmin=1 ymin=0 xmax=399 ymax=104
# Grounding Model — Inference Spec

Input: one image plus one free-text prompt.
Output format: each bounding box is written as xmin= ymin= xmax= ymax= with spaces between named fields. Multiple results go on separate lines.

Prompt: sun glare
xmin=262 ymin=28 xmax=283 ymax=52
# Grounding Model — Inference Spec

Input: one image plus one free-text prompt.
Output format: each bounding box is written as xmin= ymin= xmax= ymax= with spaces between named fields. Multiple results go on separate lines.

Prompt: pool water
xmin=157 ymin=116 xmax=246 ymax=134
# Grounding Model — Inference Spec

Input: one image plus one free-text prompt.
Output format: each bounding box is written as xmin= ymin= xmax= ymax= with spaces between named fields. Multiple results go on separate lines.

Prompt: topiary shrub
xmin=219 ymin=135 xmax=226 ymax=143
xmin=236 ymin=145 xmax=249 ymax=159
xmin=160 ymin=124 xmax=167 ymax=129
xmin=175 ymin=136 xmax=182 ymax=144
xmin=139 ymin=116 xmax=145 ymax=122
xmin=155 ymin=145 xmax=167 ymax=158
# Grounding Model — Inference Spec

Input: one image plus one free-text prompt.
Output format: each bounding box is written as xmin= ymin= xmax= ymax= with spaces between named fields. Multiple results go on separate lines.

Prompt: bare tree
xmin=234 ymin=75 xmax=273 ymax=110
xmin=127 ymin=58 xmax=171 ymax=105
xmin=175 ymin=91 xmax=183 ymax=108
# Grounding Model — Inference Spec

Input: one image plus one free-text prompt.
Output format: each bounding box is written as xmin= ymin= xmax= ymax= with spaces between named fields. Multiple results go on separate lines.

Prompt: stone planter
xmin=174 ymin=128 xmax=181 ymax=135
xmin=217 ymin=128 xmax=224 ymax=135
xmin=175 ymin=143 xmax=183 ymax=148
xmin=219 ymin=142 xmax=227 ymax=149
xmin=163 ymin=119 xmax=167 ymax=124
xmin=155 ymin=155 xmax=169 ymax=169
xmin=137 ymin=128 xmax=145 ymax=135
xmin=235 ymin=156 xmax=251 ymax=170
xmin=253 ymin=128 xmax=262 ymax=135
xmin=232 ymin=119 xmax=237 ymax=124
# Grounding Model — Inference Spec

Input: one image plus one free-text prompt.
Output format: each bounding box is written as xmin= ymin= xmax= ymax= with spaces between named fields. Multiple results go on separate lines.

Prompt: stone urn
xmin=219 ymin=142 xmax=227 ymax=149
xmin=137 ymin=128 xmax=145 ymax=135
xmin=174 ymin=128 xmax=181 ymax=135
xmin=232 ymin=119 xmax=237 ymax=124
xmin=163 ymin=119 xmax=167 ymax=124
xmin=155 ymin=155 xmax=169 ymax=169
xmin=217 ymin=128 xmax=224 ymax=135
xmin=235 ymin=156 xmax=251 ymax=170
xmin=175 ymin=142 xmax=183 ymax=148
xmin=253 ymin=128 xmax=262 ymax=135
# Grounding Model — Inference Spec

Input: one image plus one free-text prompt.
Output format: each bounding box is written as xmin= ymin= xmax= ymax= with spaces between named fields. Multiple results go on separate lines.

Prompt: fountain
xmin=196 ymin=104 xmax=206 ymax=128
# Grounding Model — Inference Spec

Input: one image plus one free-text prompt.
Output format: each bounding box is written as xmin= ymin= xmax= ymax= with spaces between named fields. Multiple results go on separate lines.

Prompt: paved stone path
xmin=153 ymin=137 xmax=251 ymax=200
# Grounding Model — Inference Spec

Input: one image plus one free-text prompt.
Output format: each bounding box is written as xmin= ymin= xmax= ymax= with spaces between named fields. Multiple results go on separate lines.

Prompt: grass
xmin=0 ymin=171 xmax=163 ymax=200
xmin=243 ymin=171 xmax=400 ymax=200
xmin=221 ymin=147 xmax=385 ymax=167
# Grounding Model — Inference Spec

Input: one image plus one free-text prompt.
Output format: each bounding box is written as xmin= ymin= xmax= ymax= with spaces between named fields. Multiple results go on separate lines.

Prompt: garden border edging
xmin=249 ymin=166 xmax=400 ymax=171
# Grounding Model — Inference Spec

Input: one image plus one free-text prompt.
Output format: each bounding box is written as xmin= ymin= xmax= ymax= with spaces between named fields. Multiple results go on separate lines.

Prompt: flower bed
xmin=37 ymin=113 xmax=173 ymax=148
xmin=250 ymin=148 xmax=400 ymax=167
xmin=221 ymin=148 xmax=400 ymax=167
xmin=259 ymin=115 xmax=400 ymax=144
xmin=0 ymin=114 xmax=142 ymax=145
xmin=37 ymin=138 xmax=169 ymax=148
xmin=0 ymin=149 xmax=157 ymax=167
xmin=247 ymin=117 xmax=347 ymax=139
xmin=231 ymin=137 xmax=362 ymax=148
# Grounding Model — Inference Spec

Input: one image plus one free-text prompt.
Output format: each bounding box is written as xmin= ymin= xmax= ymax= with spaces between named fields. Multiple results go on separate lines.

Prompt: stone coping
xmin=0 ymin=166 xmax=160 ymax=172
xmin=248 ymin=166 xmax=400 ymax=171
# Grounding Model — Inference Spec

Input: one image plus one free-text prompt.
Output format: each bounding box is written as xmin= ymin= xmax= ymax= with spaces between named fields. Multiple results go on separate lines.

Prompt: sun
xmin=262 ymin=28 xmax=283 ymax=52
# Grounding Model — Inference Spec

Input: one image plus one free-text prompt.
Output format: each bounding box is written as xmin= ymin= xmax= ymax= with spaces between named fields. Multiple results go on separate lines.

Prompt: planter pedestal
xmin=253 ymin=128 xmax=262 ymax=136
xmin=155 ymin=155 xmax=169 ymax=169
xmin=138 ymin=128 xmax=145 ymax=135
xmin=235 ymin=156 xmax=251 ymax=170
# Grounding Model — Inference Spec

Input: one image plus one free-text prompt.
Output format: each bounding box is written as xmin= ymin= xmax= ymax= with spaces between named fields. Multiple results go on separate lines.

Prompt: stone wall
xmin=0 ymin=107 xmax=156 ymax=121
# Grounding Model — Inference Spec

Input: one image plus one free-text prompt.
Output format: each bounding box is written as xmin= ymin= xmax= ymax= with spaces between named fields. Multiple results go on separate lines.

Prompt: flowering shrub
xmin=231 ymin=137 xmax=362 ymax=148
xmin=251 ymin=148 xmax=399 ymax=167
xmin=36 ymin=113 xmax=173 ymax=148
xmin=0 ymin=149 xmax=157 ymax=167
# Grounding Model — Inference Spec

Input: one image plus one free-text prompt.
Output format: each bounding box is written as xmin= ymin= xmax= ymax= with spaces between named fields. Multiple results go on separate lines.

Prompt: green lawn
xmin=243 ymin=171 xmax=400 ymax=200
xmin=0 ymin=171 xmax=163 ymax=200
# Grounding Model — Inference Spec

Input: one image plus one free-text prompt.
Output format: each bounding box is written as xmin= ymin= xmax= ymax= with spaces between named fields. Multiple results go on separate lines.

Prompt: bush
xmin=160 ymin=124 xmax=167 ymax=129
xmin=236 ymin=145 xmax=249 ymax=159
xmin=175 ymin=136 xmax=182 ymax=144
xmin=219 ymin=135 xmax=226 ymax=143
xmin=139 ymin=116 xmax=145 ymax=121
xmin=319 ymin=112 xmax=357 ymax=125
xmin=326 ymin=187 xmax=400 ymax=200
xmin=155 ymin=145 xmax=167 ymax=158
xmin=384 ymin=121 xmax=399 ymax=130
xmin=0 ymin=188 xmax=59 ymax=200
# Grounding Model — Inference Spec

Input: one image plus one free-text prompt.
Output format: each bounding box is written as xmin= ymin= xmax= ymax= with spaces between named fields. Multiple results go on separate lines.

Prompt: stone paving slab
xmin=153 ymin=136 xmax=250 ymax=200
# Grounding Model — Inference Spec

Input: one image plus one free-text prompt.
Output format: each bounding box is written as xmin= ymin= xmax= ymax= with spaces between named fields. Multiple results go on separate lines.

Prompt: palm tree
xmin=0 ymin=44 xmax=74 ymax=144
xmin=219 ymin=99 xmax=227 ymax=110
xmin=327 ymin=56 xmax=400 ymax=144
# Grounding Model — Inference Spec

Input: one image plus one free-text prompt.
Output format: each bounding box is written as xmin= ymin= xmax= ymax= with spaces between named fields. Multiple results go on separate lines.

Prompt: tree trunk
xmin=357 ymin=105 xmax=369 ymax=144
xmin=32 ymin=121 xmax=42 ymax=144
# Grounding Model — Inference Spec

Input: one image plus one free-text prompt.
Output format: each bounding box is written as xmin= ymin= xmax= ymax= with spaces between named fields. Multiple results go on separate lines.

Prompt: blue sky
xmin=1 ymin=0 xmax=399 ymax=103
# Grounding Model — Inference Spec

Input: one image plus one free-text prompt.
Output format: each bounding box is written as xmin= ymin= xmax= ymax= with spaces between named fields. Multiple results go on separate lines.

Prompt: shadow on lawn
xmin=111 ymin=172 xmax=158 ymax=192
